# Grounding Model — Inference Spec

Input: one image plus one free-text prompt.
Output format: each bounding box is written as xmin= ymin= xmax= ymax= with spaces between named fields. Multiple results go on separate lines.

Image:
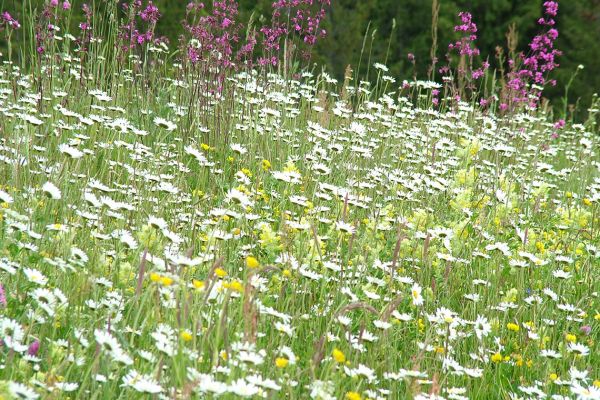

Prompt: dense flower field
xmin=1 ymin=1 xmax=600 ymax=399
xmin=1 ymin=64 xmax=599 ymax=398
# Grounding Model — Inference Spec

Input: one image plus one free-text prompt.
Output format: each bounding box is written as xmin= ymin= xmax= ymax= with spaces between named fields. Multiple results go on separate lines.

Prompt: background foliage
xmin=310 ymin=0 xmax=600 ymax=114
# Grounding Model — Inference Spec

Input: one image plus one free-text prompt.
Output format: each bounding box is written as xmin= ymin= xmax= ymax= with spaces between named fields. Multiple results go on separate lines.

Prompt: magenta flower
xmin=502 ymin=0 xmax=561 ymax=112
xmin=222 ymin=17 xmax=232 ymax=28
xmin=544 ymin=1 xmax=558 ymax=17
xmin=257 ymin=0 xmax=330 ymax=66
xmin=580 ymin=325 xmax=592 ymax=336
xmin=439 ymin=10 xmax=489 ymax=103
xmin=1 ymin=11 xmax=20 ymax=29
xmin=0 ymin=282 xmax=6 ymax=307
xmin=139 ymin=1 xmax=160 ymax=23
xmin=28 ymin=340 xmax=40 ymax=356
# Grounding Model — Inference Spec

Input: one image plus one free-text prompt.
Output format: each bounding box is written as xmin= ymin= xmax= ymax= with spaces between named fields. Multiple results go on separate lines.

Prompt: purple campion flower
xmin=257 ymin=0 xmax=330 ymax=66
xmin=222 ymin=17 xmax=232 ymax=28
xmin=117 ymin=0 xmax=161 ymax=54
xmin=0 ymin=282 xmax=6 ymax=307
xmin=187 ymin=46 xmax=200 ymax=63
xmin=50 ymin=0 xmax=59 ymax=7
xmin=182 ymin=0 xmax=241 ymax=68
xmin=472 ymin=68 xmax=484 ymax=79
xmin=440 ymin=11 xmax=488 ymax=102
xmin=79 ymin=4 xmax=91 ymax=32
xmin=544 ymin=1 xmax=558 ymax=16
xmin=62 ymin=1 xmax=71 ymax=10
xmin=449 ymin=12 xmax=481 ymax=57
xmin=502 ymin=0 xmax=561 ymax=112
xmin=580 ymin=325 xmax=592 ymax=336
xmin=1 ymin=11 xmax=21 ymax=29
xmin=28 ymin=339 xmax=40 ymax=356
xmin=139 ymin=1 xmax=160 ymax=23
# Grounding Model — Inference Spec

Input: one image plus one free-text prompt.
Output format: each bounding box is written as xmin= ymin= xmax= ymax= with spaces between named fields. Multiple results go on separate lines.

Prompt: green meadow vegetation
xmin=0 ymin=0 xmax=599 ymax=399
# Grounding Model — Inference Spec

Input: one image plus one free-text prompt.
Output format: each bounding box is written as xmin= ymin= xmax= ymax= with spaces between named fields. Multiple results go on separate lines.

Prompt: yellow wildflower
xmin=507 ymin=322 xmax=520 ymax=332
xmin=565 ymin=333 xmax=577 ymax=343
xmin=192 ymin=279 xmax=205 ymax=290
xmin=332 ymin=348 xmax=346 ymax=363
xmin=246 ymin=256 xmax=260 ymax=269
xmin=345 ymin=392 xmax=361 ymax=400
xmin=223 ymin=280 xmax=243 ymax=293
xmin=275 ymin=357 xmax=289 ymax=368
xmin=159 ymin=276 xmax=173 ymax=286
xmin=241 ymin=168 xmax=252 ymax=177
xmin=214 ymin=268 xmax=227 ymax=278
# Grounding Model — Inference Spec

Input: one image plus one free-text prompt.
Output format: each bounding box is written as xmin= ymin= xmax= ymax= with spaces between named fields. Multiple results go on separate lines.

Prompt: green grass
xmin=0 ymin=30 xmax=599 ymax=400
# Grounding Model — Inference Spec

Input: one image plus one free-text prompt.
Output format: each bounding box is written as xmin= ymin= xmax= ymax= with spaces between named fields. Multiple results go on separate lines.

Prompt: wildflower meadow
xmin=0 ymin=0 xmax=599 ymax=399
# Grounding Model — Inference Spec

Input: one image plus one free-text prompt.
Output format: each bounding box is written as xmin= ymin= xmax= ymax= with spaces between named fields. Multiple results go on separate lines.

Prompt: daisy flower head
xmin=411 ymin=283 xmax=424 ymax=306
xmin=153 ymin=117 xmax=177 ymax=131
xmin=42 ymin=181 xmax=62 ymax=199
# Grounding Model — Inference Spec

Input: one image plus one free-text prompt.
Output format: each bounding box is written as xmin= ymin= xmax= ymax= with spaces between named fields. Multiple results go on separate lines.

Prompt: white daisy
xmin=23 ymin=268 xmax=48 ymax=286
xmin=0 ymin=189 xmax=14 ymax=204
xmin=58 ymin=143 xmax=84 ymax=159
xmin=121 ymin=370 xmax=163 ymax=394
xmin=42 ymin=182 xmax=62 ymax=200
xmin=411 ymin=283 xmax=424 ymax=306
xmin=335 ymin=221 xmax=356 ymax=234
xmin=9 ymin=382 xmax=39 ymax=399
xmin=230 ymin=143 xmax=248 ymax=155
xmin=153 ymin=117 xmax=177 ymax=131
